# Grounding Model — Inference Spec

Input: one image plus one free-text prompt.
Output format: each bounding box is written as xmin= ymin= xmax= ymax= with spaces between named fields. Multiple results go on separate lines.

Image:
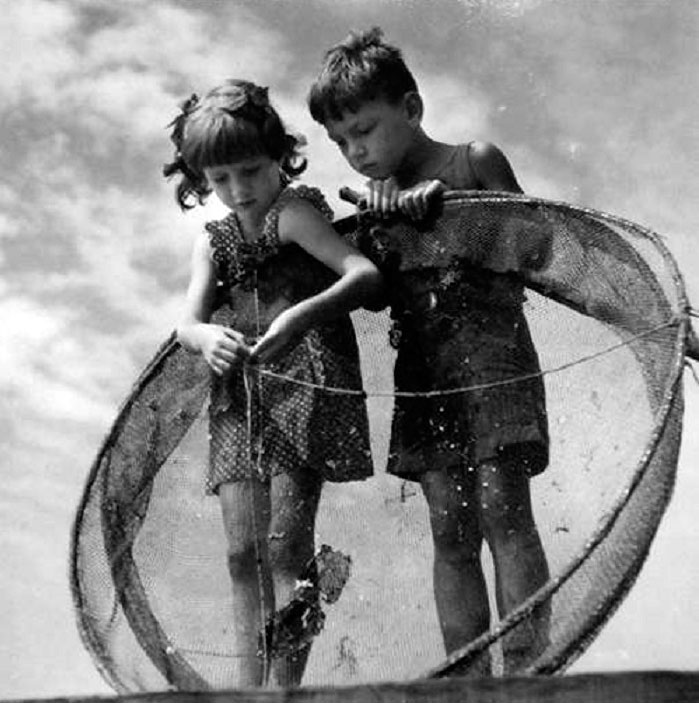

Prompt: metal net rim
xmin=424 ymin=193 xmax=691 ymax=678
xmin=69 ymin=192 xmax=692 ymax=690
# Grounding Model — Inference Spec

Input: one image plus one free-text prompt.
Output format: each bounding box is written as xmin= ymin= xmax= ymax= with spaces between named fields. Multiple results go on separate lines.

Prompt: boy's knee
xmin=430 ymin=512 xmax=481 ymax=562
xmin=477 ymin=463 xmax=534 ymax=539
xmin=479 ymin=496 xmax=529 ymax=542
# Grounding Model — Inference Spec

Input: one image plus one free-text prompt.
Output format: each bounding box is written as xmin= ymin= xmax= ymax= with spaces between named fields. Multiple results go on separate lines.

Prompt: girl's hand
xmin=397 ymin=180 xmax=445 ymax=220
xmin=198 ymin=324 xmax=251 ymax=376
xmin=248 ymin=310 xmax=301 ymax=365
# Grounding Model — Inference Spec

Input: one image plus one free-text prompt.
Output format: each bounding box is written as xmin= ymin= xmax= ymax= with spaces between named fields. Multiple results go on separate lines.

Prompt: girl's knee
xmin=267 ymin=529 xmax=314 ymax=578
xmin=226 ymin=542 xmax=260 ymax=579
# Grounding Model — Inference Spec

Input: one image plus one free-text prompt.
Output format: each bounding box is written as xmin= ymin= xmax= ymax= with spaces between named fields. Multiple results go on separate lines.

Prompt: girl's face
xmin=324 ymin=96 xmax=419 ymax=181
xmin=204 ymin=155 xmax=281 ymax=231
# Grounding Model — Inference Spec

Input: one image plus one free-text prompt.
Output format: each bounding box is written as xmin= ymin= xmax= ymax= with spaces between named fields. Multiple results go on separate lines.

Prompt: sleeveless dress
xmin=386 ymin=143 xmax=549 ymax=478
xmin=205 ymin=185 xmax=373 ymax=492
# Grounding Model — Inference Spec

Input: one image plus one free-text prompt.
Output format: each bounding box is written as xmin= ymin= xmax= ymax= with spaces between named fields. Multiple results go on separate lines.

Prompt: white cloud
xmin=420 ymin=73 xmax=491 ymax=142
xmin=0 ymin=297 xmax=125 ymax=424
xmin=0 ymin=1 xmax=79 ymax=103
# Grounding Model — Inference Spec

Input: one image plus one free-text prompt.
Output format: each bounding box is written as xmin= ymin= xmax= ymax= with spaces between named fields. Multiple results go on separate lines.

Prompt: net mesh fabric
xmin=70 ymin=192 xmax=688 ymax=691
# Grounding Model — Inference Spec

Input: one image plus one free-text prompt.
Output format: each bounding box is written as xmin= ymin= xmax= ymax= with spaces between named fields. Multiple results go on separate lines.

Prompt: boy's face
xmin=324 ymin=96 xmax=418 ymax=180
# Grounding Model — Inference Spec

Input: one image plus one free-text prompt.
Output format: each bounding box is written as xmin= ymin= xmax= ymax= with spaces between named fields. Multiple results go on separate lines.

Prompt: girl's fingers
xmin=248 ymin=338 xmax=267 ymax=363
xmin=220 ymin=333 xmax=251 ymax=358
xmin=210 ymin=359 xmax=226 ymax=376
xmin=215 ymin=349 xmax=239 ymax=365
xmin=223 ymin=328 xmax=246 ymax=344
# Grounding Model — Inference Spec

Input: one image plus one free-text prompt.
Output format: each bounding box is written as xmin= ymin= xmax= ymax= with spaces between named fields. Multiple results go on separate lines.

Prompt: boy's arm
xmin=469 ymin=140 xmax=523 ymax=194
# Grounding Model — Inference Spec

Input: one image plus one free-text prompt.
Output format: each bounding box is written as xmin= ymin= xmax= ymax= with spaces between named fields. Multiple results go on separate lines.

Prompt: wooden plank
xmin=11 ymin=672 xmax=699 ymax=703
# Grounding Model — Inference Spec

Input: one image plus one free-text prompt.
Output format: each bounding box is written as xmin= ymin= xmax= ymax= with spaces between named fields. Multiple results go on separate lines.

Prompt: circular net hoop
xmin=70 ymin=191 xmax=689 ymax=692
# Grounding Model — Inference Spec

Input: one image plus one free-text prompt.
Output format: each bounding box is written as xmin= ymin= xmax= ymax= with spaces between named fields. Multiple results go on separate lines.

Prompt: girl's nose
xmin=229 ymin=181 xmax=245 ymax=199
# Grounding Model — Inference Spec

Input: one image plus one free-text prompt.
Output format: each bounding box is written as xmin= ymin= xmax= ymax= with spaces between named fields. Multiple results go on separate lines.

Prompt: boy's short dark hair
xmin=308 ymin=27 xmax=418 ymax=125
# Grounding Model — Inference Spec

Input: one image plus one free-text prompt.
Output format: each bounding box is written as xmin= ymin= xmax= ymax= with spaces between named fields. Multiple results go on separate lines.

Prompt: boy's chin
xmin=358 ymin=164 xmax=390 ymax=179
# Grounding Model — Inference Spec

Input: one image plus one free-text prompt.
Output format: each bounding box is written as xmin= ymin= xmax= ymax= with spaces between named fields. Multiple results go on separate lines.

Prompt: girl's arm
xmin=249 ymin=199 xmax=384 ymax=364
xmin=177 ymin=230 xmax=249 ymax=375
xmin=469 ymin=141 xmax=523 ymax=193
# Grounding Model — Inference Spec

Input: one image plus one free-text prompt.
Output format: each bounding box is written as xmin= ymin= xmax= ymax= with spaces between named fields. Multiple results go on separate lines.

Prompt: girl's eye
xmin=243 ymin=167 xmax=260 ymax=177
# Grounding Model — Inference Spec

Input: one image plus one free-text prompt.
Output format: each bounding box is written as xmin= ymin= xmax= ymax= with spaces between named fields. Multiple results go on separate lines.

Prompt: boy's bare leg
xmin=420 ymin=467 xmax=493 ymax=677
xmin=477 ymin=460 xmax=550 ymax=674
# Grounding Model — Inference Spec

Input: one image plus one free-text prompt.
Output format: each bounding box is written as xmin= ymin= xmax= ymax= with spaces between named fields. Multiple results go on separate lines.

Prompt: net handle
xmin=338 ymin=186 xmax=699 ymax=361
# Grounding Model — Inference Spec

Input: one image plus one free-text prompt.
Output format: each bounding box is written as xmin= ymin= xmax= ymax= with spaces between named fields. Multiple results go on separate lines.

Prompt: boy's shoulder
xmin=465 ymin=140 xmax=521 ymax=192
xmin=467 ymin=140 xmax=507 ymax=165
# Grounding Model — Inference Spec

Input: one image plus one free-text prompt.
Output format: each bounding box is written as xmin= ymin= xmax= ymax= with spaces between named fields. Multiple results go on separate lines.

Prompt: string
xmin=686 ymin=360 xmax=699 ymax=386
xmin=249 ymin=319 xmax=679 ymax=398
xmin=244 ymin=271 xmax=270 ymax=683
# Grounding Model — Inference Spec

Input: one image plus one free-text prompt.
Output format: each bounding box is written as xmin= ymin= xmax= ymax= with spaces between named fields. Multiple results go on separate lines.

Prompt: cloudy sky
xmin=1 ymin=0 xmax=699 ymax=698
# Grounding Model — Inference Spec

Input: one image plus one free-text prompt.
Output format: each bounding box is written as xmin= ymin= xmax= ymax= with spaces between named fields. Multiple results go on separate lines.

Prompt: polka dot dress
xmin=204 ymin=186 xmax=373 ymax=493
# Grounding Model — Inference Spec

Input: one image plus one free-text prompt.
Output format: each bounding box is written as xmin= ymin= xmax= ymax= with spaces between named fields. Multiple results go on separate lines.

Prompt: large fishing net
xmin=70 ymin=191 xmax=692 ymax=692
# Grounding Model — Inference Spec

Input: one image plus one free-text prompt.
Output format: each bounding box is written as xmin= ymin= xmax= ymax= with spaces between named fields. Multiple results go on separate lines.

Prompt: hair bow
xmin=167 ymin=93 xmax=199 ymax=149
xmin=226 ymin=84 xmax=270 ymax=114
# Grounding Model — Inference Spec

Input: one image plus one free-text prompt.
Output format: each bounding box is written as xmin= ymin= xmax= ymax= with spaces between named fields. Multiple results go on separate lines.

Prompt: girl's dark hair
xmin=163 ymin=79 xmax=306 ymax=210
xmin=308 ymin=27 xmax=418 ymax=125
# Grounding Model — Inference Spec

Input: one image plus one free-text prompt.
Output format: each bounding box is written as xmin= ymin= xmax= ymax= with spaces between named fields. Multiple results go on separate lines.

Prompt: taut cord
xmin=244 ymin=272 xmax=270 ymax=683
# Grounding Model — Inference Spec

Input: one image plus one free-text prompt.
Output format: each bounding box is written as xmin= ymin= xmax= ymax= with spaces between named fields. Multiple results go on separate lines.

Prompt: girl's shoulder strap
xmin=263 ymin=185 xmax=334 ymax=244
xmin=204 ymin=213 xmax=239 ymax=271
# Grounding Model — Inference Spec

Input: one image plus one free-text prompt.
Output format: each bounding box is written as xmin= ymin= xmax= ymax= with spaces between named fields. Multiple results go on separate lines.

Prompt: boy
xmin=308 ymin=27 xmax=550 ymax=676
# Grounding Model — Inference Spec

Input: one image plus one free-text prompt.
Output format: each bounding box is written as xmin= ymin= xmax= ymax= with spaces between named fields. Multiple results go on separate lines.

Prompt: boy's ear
xmin=404 ymin=91 xmax=423 ymax=126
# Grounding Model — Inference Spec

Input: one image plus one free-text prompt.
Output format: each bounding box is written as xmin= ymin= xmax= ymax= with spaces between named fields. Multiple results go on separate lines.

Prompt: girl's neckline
xmin=228 ymin=186 xmax=289 ymax=245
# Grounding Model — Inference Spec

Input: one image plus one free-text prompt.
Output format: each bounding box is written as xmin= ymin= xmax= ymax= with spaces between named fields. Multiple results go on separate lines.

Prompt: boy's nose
xmin=348 ymin=141 xmax=366 ymax=162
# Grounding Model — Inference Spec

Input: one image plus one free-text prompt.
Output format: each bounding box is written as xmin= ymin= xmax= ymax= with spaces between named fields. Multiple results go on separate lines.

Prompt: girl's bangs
xmin=187 ymin=114 xmax=266 ymax=171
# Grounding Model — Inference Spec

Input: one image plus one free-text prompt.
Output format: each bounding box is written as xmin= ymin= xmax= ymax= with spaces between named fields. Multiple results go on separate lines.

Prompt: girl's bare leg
xmin=219 ymin=479 xmax=272 ymax=687
xmin=476 ymin=459 xmax=550 ymax=674
xmin=420 ymin=466 xmax=492 ymax=677
xmin=267 ymin=470 xmax=322 ymax=688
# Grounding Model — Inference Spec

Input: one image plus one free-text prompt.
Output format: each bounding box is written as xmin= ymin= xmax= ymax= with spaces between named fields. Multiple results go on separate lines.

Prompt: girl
xmin=164 ymin=79 xmax=382 ymax=688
